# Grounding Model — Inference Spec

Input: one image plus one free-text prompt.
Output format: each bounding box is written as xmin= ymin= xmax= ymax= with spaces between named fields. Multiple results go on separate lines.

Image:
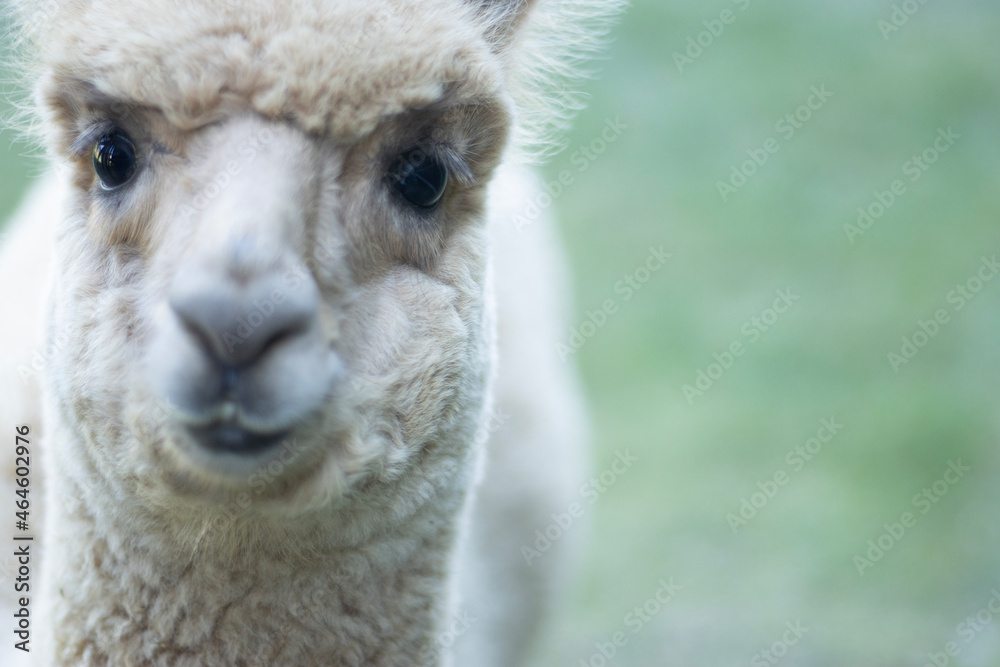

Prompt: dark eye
xmin=93 ymin=131 xmax=138 ymax=189
xmin=389 ymin=149 xmax=448 ymax=210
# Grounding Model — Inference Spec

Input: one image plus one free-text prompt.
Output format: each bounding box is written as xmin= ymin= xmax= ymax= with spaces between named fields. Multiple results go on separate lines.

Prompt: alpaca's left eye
xmin=93 ymin=131 xmax=138 ymax=190
xmin=389 ymin=149 xmax=449 ymax=210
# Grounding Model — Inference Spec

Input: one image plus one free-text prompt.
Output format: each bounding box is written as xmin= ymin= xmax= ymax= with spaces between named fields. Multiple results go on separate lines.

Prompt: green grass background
xmin=3 ymin=1 xmax=1000 ymax=665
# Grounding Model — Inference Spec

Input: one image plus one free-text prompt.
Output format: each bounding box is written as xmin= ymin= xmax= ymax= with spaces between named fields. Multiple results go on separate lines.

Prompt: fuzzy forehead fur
xmin=32 ymin=0 xmax=502 ymax=141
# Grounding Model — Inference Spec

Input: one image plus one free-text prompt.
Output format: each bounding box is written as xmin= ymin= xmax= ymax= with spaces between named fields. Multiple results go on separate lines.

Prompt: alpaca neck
xmin=39 ymin=442 xmax=466 ymax=666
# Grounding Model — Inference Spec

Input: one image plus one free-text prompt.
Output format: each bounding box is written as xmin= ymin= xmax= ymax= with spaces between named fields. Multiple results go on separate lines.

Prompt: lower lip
xmin=188 ymin=423 xmax=289 ymax=454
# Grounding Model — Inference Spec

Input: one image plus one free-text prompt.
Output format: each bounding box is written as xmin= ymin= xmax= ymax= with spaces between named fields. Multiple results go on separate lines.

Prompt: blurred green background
xmin=3 ymin=1 xmax=1000 ymax=665
xmin=534 ymin=1 xmax=1000 ymax=665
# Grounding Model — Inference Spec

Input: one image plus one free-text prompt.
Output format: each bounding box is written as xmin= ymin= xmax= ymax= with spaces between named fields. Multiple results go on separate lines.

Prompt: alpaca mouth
xmin=183 ymin=397 xmax=293 ymax=454
xmin=187 ymin=421 xmax=291 ymax=454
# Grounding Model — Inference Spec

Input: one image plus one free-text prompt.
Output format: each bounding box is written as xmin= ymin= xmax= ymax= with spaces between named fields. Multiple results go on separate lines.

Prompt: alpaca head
xmin=22 ymin=0 xmax=546 ymax=528
xmin=12 ymin=0 xmax=623 ymax=547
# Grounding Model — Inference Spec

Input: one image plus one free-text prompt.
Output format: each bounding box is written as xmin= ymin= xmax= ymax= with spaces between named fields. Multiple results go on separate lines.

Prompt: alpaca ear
xmin=472 ymin=0 xmax=626 ymax=160
xmin=10 ymin=0 xmax=86 ymax=44
xmin=469 ymin=0 xmax=540 ymax=46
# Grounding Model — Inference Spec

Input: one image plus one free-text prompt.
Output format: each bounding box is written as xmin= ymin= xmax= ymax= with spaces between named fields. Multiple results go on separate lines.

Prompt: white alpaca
xmin=0 ymin=0 xmax=622 ymax=664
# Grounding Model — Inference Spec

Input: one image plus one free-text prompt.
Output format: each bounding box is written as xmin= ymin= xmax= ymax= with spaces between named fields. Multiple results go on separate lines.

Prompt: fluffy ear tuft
xmin=475 ymin=0 xmax=628 ymax=162
xmin=470 ymin=0 xmax=540 ymax=47
xmin=6 ymin=0 xmax=82 ymax=44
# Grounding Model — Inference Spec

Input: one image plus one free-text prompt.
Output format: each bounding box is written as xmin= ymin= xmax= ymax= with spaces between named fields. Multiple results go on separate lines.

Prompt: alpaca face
xmin=38 ymin=0 xmax=512 ymax=515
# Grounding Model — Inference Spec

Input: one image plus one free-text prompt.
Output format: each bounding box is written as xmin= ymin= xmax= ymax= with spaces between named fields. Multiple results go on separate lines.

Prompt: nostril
xmin=255 ymin=320 xmax=307 ymax=360
xmin=171 ymin=296 xmax=228 ymax=360
xmin=174 ymin=307 xmax=222 ymax=361
xmin=169 ymin=269 xmax=319 ymax=368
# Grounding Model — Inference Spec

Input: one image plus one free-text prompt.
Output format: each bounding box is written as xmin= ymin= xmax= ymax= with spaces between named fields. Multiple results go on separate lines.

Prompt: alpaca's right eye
xmin=93 ymin=131 xmax=138 ymax=190
xmin=389 ymin=149 xmax=449 ymax=210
